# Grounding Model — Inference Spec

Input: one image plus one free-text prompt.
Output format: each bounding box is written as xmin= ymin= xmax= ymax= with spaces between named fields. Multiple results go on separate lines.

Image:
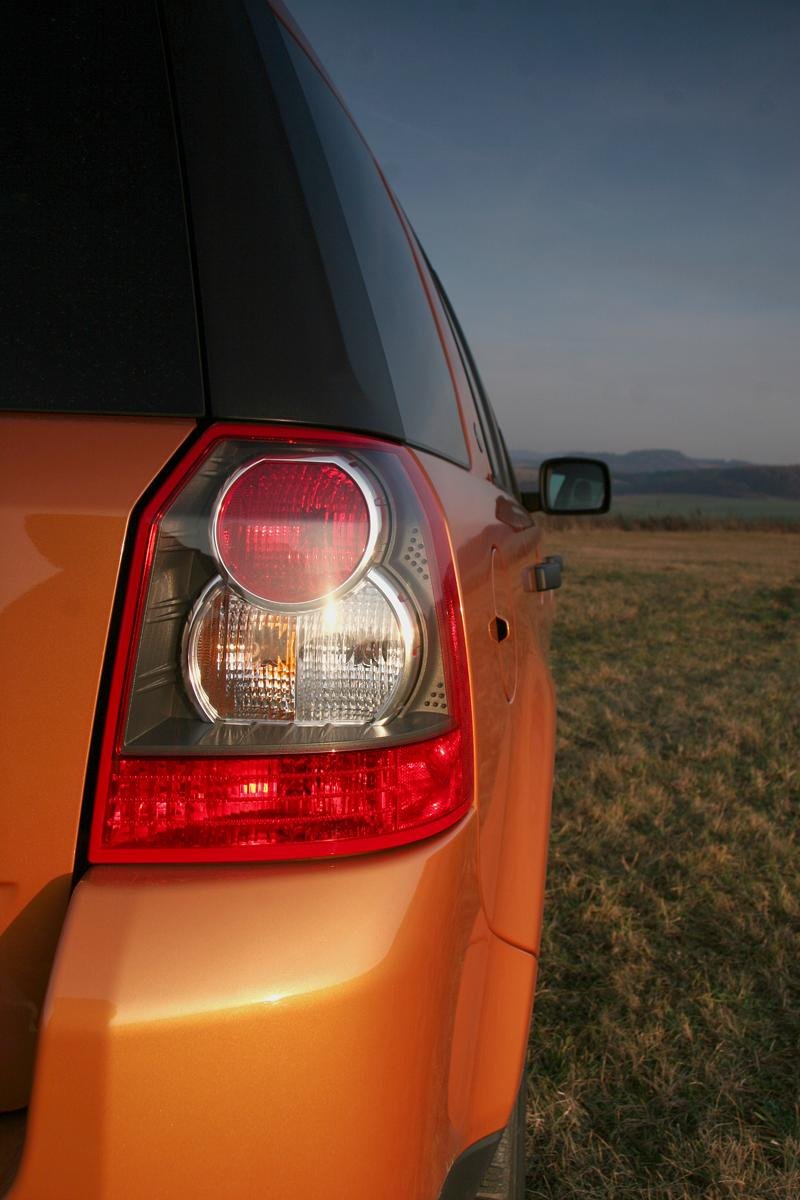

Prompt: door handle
xmin=522 ymin=555 xmax=562 ymax=592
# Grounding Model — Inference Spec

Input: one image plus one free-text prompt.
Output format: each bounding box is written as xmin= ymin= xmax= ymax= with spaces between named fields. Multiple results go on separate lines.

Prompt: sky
xmin=287 ymin=0 xmax=799 ymax=462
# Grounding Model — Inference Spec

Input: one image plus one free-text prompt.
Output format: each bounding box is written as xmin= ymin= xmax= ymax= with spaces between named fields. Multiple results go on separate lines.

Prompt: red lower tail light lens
xmin=89 ymin=425 xmax=472 ymax=863
xmin=99 ymin=729 xmax=465 ymax=861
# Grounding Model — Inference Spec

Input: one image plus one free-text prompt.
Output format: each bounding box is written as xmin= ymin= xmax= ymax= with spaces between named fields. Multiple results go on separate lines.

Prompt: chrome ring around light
xmin=366 ymin=567 xmax=423 ymax=726
xmin=208 ymin=453 xmax=388 ymax=614
xmin=182 ymin=575 xmax=243 ymax=724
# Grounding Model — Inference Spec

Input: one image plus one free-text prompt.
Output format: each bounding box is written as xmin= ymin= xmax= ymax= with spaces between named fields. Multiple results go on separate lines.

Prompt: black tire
xmin=475 ymin=1075 xmax=527 ymax=1200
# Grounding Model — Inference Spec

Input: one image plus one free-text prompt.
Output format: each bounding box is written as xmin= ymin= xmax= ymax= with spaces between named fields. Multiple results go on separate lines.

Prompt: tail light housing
xmin=89 ymin=425 xmax=472 ymax=862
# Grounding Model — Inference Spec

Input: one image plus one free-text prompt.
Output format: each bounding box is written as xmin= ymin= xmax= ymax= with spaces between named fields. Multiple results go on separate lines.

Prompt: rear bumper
xmin=9 ymin=814 xmax=536 ymax=1200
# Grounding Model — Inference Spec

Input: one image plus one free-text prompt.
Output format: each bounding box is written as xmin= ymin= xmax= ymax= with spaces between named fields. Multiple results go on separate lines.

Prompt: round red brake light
xmin=212 ymin=457 xmax=376 ymax=606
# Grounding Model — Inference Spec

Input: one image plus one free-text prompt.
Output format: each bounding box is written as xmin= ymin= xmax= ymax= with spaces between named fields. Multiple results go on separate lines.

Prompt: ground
xmin=525 ymin=529 xmax=800 ymax=1199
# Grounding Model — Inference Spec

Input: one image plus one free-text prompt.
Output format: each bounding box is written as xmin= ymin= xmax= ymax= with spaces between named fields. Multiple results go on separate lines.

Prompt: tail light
xmin=89 ymin=425 xmax=472 ymax=862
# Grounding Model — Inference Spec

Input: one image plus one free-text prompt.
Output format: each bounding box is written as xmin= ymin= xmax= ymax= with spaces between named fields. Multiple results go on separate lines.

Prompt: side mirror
xmin=521 ymin=457 xmax=611 ymax=515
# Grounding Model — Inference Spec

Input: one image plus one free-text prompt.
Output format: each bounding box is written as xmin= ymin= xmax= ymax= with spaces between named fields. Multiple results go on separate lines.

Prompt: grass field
xmin=612 ymin=495 xmax=800 ymax=522
xmin=525 ymin=529 xmax=800 ymax=1199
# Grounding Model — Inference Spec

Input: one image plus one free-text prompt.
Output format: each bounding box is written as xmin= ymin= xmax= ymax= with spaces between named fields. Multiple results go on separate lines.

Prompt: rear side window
xmin=431 ymin=270 xmax=519 ymax=496
xmin=276 ymin=28 xmax=468 ymax=466
xmin=0 ymin=1 xmax=202 ymax=415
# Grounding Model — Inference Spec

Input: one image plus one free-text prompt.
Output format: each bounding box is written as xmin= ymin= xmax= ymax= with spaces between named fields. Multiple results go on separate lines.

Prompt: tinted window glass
xmin=278 ymin=30 xmax=468 ymax=466
xmin=0 ymin=1 xmax=202 ymax=415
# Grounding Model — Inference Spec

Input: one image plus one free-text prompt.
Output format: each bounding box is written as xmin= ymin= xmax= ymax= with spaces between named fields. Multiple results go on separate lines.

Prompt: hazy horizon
xmin=288 ymin=0 xmax=799 ymax=464
xmin=508 ymin=444 xmax=798 ymax=466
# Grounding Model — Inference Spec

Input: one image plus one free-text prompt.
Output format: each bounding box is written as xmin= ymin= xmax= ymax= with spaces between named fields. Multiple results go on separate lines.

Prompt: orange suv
xmin=0 ymin=3 xmax=609 ymax=1197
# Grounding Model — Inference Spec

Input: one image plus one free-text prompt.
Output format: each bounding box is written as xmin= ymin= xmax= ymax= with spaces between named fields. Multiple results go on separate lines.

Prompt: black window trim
xmin=421 ymin=253 xmax=519 ymax=499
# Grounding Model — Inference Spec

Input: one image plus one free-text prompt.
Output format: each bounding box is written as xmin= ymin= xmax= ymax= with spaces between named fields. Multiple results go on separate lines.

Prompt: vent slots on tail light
xmin=89 ymin=426 xmax=472 ymax=862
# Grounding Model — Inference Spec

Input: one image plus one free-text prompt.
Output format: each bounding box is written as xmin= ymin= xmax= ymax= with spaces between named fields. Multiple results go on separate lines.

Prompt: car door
xmin=418 ymin=262 xmax=557 ymax=955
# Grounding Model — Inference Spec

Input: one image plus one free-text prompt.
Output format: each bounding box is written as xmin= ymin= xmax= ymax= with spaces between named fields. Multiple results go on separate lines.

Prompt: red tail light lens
xmin=212 ymin=457 xmax=377 ymax=606
xmin=89 ymin=425 xmax=472 ymax=863
xmin=101 ymin=728 xmax=465 ymax=861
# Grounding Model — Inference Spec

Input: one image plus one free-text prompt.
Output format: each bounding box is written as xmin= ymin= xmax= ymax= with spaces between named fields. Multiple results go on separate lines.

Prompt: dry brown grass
xmin=525 ymin=530 xmax=800 ymax=1199
xmin=543 ymin=515 xmax=800 ymax=533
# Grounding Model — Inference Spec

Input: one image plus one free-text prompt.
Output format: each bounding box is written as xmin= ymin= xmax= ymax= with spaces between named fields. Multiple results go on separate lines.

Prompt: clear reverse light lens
xmin=295 ymin=570 xmax=416 ymax=725
xmin=186 ymin=570 xmax=417 ymax=726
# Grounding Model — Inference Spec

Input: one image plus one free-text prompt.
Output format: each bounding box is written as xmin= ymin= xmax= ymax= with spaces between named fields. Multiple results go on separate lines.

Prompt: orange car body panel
xmin=9 ymin=819 xmax=537 ymax=1200
xmin=411 ymin=252 xmax=558 ymax=954
xmin=420 ymin=454 xmax=556 ymax=955
xmin=0 ymin=415 xmax=194 ymax=1110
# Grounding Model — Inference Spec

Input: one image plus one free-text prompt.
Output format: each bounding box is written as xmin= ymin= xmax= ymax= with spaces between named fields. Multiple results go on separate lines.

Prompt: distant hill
xmin=512 ymin=449 xmax=752 ymax=474
xmin=612 ymin=464 xmax=800 ymax=501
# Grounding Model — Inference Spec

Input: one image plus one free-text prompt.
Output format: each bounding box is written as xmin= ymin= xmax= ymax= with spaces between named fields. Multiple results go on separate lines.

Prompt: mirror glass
xmin=541 ymin=458 xmax=610 ymax=514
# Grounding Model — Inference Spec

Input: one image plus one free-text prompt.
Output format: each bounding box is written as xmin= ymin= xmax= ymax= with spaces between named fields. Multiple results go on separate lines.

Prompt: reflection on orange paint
xmin=0 ymin=414 xmax=194 ymax=1110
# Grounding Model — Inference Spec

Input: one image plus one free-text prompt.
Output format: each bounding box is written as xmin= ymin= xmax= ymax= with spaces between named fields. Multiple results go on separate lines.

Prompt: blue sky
xmin=288 ymin=0 xmax=799 ymax=461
